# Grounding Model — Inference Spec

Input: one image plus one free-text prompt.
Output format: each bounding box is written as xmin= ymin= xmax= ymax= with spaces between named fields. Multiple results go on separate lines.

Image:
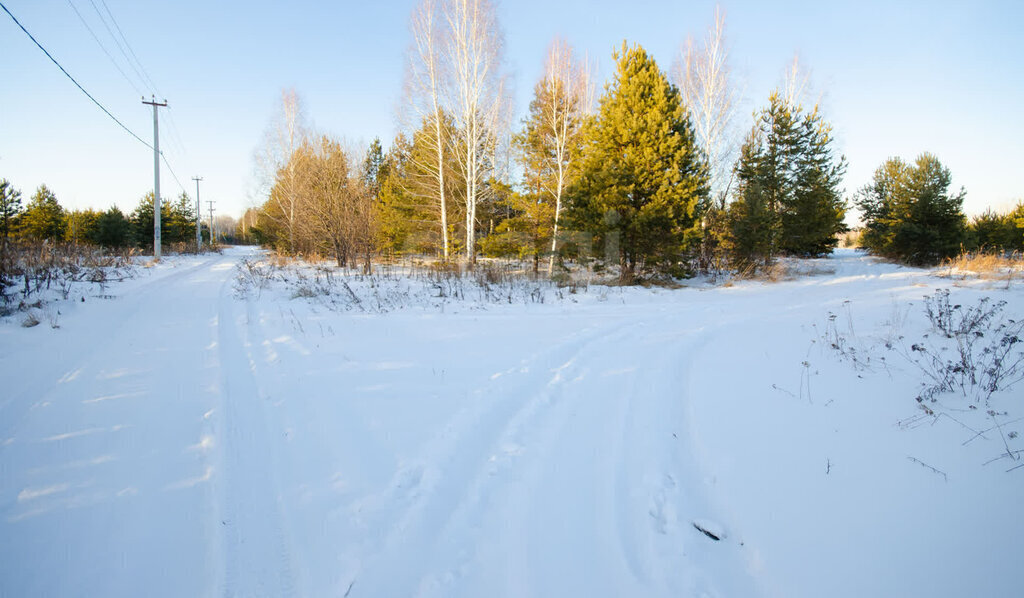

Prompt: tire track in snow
xmin=412 ymin=308 xmax=761 ymax=598
xmin=415 ymin=322 xmax=645 ymax=597
xmin=339 ymin=316 xmax=639 ymax=597
xmin=214 ymin=270 xmax=298 ymax=598
xmin=1 ymin=252 xmax=236 ymax=597
xmin=0 ymin=254 xmax=226 ymax=449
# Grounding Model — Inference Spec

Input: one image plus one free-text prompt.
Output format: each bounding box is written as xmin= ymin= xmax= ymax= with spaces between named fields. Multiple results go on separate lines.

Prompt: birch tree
xmin=675 ymin=5 xmax=739 ymax=206
xmin=254 ymin=89 xmax=308 ymax=253
xmin=442 ymin=0 xmax=507 ymax=263
xmin=782 ymin=54 xmax=811 ymax=110
xmin=519 ymin=38 xmax=590 ymax=274
xmin=406 ymin=0 xmax=453 ymax=258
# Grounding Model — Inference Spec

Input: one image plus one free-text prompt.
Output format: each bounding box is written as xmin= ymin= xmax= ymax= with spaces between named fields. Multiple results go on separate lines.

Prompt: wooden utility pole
xmin=142 ymin=96 xmax=168 ymax=258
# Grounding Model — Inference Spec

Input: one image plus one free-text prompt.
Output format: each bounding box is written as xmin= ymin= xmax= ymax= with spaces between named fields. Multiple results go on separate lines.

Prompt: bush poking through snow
xmin=820 ymin=301 xmax=878 ymax=373
xmin=237 ymin=255 xmax=597 ymax=313
xmin=233 ymin=258 xmax=280 ymax=299
xmin=1 ymin=241 xmax=139 ymax=321
xmin=825 ymin=290 xmax=1024 ymax=408
xmin=20 ymin=311 xmax=40 ymax=328
xmin=904 ymin=290 xmax=1024 ymax=405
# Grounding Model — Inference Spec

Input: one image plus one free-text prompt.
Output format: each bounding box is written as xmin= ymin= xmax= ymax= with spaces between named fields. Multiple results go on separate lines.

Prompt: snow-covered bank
xmin=1 ymin=247 xmax=1021 ymax=597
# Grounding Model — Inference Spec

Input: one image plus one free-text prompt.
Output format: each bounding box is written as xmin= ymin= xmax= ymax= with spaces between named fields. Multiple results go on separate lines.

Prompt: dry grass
xmin=1 ymin=241 xmax=140 ymax=311
xmin=838 ymin=230 xmax=862 ymax=249
xmin=938 ymin=251 xmax=1023 ymax=284
xmin=734 ymin=258 xmax=837 ymax=282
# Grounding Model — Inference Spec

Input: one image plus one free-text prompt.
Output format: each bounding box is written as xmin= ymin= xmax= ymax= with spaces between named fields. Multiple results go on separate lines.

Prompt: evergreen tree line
xmin=0 ymin=179 xmax=209 ymax=251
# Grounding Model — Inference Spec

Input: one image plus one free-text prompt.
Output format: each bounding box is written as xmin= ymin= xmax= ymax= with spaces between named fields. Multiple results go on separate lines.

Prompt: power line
xmin=161 ymin=151 xmax=187 ymax=195
xmin=65 ymin=0 xmax=143 ymax=96
xmin=88 ymin=0 xmax=188 ymax=162
xmin=163 ymin=107 xmax=189 ymax=158
xmin=0 ymin=0 xmax=153 ymax=150
xmin=4 ymin=1 xmax=190 ymax=199
xmin=85 ymin=0 xmax=150 ymax=95
xmin=97 ymin=0 xmax=161 ymax=97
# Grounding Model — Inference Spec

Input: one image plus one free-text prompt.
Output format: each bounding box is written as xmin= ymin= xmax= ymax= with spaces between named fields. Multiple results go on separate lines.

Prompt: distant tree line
xmin=0 ymin=179 xmax=209 ymax=253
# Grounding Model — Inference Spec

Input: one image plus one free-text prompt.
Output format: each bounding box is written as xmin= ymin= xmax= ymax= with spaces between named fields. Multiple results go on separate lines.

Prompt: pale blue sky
xmin=1 ymin=0 xmax=1021 ymax=220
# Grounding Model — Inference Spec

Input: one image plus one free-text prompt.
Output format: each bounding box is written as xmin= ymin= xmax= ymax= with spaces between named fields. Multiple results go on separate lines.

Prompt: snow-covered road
xmin=2 ymin=247 xmax=1022 ymax=597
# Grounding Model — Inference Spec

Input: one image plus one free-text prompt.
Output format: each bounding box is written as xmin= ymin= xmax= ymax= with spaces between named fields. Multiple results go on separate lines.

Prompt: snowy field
xmin=1 ymin=246 xmax=1022 ymax=597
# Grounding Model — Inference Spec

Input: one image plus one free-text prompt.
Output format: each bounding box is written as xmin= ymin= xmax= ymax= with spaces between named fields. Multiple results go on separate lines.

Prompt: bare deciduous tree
xmin=254 ymin=89 xmax=309 ymax=252
xmin=675 ymin=5 xmax=739 ymax=205
xmin=782 ymin=53 xmax=812 ymax=110
xmin=406 ymin=0 xmax=454 ymax=259
xmin=301 ymin=137 xmax=376 ymax=270
xmin=441 ymin=0 xmax=508 ymax=263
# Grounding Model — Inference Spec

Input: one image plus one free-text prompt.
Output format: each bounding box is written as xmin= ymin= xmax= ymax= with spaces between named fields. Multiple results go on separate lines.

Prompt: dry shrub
xmin=1 ymin=241 xmax=140 ymax=313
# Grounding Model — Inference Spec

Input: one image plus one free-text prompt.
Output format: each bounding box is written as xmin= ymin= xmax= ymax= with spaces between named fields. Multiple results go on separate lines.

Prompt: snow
xmin=1 ymin=246 xmax=1022 ymax=597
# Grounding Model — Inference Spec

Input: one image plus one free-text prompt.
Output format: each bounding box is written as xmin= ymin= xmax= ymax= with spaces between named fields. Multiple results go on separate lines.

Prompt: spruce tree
xmin=570 ymin=43 xmax=707 ymax=282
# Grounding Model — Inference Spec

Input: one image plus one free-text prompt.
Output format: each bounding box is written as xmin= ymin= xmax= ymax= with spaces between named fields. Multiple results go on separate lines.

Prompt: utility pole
xmin=192 ymin=176 xmax=203 ymax=251
xmin=207 ymin=200 xmax=216 ymax=247
xmin=142 ymin=96 xmax=168 ymax=259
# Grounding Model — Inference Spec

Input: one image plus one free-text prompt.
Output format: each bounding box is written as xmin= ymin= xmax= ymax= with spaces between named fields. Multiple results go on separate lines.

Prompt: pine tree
xmin=856 ymin=153 xmax=966 ymax=265
xmin=1010 ymin=203 xmax=1024 ymax=251
xmin=163 ymin=192 xmax=197 ymax=245
xmin=570 ymin=43 xmax=708 ymax=282
xmin=65 ymin=209 xmax=100 ymax=245
xmin=20 ymin=184 xmax=66 ymax=242
xmin=727 ymin=127 xmax=779 ymax=271
xmin=375 ymin=121 xmax=465 ymax=257
xmin=479 ymin=181 xmax=554 ymax=272
xmin=1 ymin=179 xmax=23 ymax=265
xmin=130 ymin=191 xmax=174 ymax=250
xmin=1 ymin=179 xmax=22 ymax=243
xmin=362 ymin=137 xmax=386 ymax=201
xmin=725 ymin=92 xmax=846 ymax=268
xmin=93 ymin=207 xmax=132 ymax=248
xmin=375 ymin=134 xmax=416 ymax=255
xmin=781 ymin=106 xmax=848 ymax=256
